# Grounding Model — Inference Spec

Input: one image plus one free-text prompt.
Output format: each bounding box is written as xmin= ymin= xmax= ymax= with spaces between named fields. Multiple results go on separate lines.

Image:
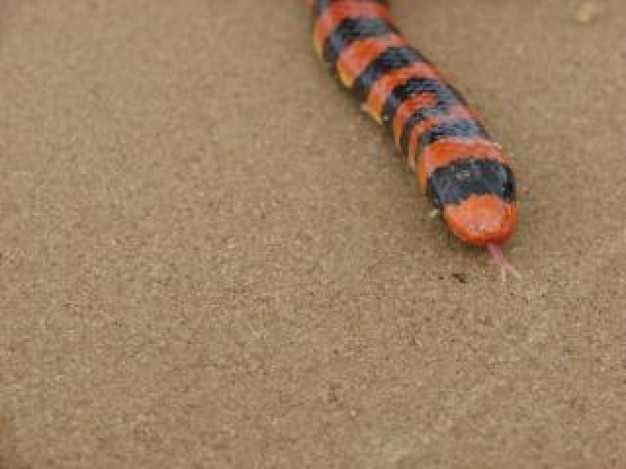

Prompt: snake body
xmin=308 ymin=0 xmax=518 ymax=252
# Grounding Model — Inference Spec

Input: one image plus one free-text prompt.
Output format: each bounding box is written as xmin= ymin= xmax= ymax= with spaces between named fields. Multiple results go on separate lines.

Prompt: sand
xmin=1 ymin=1 xmax=624 ymax=467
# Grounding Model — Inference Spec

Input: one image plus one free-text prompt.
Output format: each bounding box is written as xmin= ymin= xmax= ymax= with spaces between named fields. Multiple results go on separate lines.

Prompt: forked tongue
xmin=487 ymin=243 xmax=521 ymax=282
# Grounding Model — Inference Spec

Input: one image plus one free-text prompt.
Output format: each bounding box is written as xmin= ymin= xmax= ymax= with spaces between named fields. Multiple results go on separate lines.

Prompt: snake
xmin=307 ymin=0 xmax=519 ymax=277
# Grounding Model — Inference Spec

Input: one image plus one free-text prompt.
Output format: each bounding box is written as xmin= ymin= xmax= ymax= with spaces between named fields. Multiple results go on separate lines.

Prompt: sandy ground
xmin=1 ymin=1 xmax=624 ymax=467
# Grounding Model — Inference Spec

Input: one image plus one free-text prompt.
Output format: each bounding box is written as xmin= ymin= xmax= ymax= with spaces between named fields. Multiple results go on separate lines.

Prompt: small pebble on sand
xmin=575 ymin=2 xmax=600 ymax=24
